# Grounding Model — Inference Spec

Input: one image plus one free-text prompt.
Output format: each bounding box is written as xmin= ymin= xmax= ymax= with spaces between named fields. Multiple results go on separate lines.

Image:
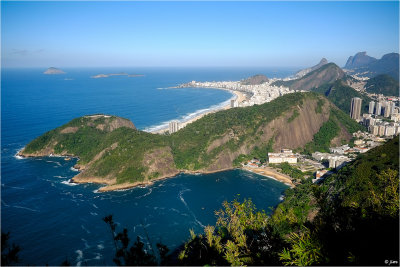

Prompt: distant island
xmin=91 ymin=72 xmax=145 ymax=78
xmin=43 ymin=67 xmax=65 ymax=75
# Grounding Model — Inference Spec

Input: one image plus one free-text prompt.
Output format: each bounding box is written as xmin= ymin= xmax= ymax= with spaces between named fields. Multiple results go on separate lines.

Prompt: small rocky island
xmin=44 ymin=67 xmax=66 ymax=75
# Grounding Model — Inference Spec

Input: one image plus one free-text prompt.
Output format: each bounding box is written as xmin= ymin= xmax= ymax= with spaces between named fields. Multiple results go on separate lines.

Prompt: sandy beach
xmin=242 ymin=166 xmax=295 ymax=188
xmin=151 ymin=89 xmax=248 ymax=134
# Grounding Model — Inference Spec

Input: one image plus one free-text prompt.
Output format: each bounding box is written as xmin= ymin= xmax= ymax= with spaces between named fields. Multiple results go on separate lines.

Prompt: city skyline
xmin=1 ymin=1 xmax=399 ymax=68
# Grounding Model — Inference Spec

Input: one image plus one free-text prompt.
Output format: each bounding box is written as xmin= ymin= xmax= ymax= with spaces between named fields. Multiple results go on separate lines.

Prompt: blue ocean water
xmin=1 ymin=67 xmax=294 ymax=265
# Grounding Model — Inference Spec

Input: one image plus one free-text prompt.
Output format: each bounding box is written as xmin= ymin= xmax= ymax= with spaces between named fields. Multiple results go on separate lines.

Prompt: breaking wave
xmin=142 ymin=93 xmax=233 ymax=133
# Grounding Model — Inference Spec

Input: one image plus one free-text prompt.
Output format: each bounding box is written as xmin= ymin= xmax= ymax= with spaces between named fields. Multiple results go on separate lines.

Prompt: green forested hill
xmin=312 ymin=79 xmax=372 ymax=114
xmin=365 ymin=74 xmax=399 ymax=96
xmin=177 ymin=136 xmax=399 ymax=266
xmin=20 ymin=92 xmax=362 ymax=190
xmin=272 ymin=63 xmax=346 ymax=91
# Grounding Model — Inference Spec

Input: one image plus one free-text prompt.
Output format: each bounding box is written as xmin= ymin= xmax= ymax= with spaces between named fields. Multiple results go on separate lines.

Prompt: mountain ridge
xmin=272 ymin=63 xmax=346 ymax=91
xmin=344 ymin=52 xmax=399 ymax=80
xmin=294 ymin=58 xmax=328 ymax=78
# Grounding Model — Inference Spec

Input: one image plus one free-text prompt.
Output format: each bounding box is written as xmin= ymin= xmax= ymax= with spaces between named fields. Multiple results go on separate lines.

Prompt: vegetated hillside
xmin=312 ymin=79 xmax=372 ymax=114
xmin=313 ymin=136 xmax=399 ymax=265
xmin=177 ymin=136 xmax=399 ymax=266
xmin=240 ymin=74 xmax=269 ymax=85
xmin=294 ymin=58 xmax=328 ymax=78
xmin=272 ymin=63 xmax=346 ymax=91
xmin=20 ymin=92 xmax=362 ymax=190
xmin=365 ymin=74 xmax=399 ymax=96
xmin=345 ymin=52 xmax=399 ymax=80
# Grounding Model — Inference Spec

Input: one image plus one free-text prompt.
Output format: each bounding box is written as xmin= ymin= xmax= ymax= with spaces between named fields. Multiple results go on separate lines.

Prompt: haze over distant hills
xmin=344 ymin=52 xmax=399 ymax=80
xmin=294 ymin=58 xmax=329 ymax=78
xmin=240 ymin=74 xmax=269 ymax=85
xmin=273 ymin=63 xmax=346 ymax=92
xmin=344 ymin=52 xmax=377 ymax=69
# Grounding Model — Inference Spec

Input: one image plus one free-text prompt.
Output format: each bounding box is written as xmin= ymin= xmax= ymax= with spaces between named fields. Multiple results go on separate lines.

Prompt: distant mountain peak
xmin=344 ymin=52 xmax=399 ymax=80
xmin=356 ymin=51 xmax=367 ymax=56
xmin=344 ymin=52 xmax=377 ymax=69
xmin=294 ymin=57 xmax=329 ymax=78
xmin=240 ymin=74 xmax=269 ymax=85
xmin=319 ymin=58 xmax=328 ymax=64
xmin=274 ymin=63 xmax=346 ymax=91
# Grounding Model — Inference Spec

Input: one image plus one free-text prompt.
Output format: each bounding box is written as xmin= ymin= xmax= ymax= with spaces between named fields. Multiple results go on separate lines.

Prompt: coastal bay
xmin=2 ymin=67 xmax=297 ymax=265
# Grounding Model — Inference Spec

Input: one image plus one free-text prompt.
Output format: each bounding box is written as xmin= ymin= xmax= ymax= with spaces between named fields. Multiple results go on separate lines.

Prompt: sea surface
xmin=1 ymin=67 xmax=295 ymax=265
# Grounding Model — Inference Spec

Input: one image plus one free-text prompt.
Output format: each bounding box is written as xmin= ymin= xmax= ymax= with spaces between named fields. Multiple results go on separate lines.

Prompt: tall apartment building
xmin=378 ymin=125 xmax=386 ymax=136
xmin=350 ymin=97 xmax=362 ymax=121
xmin=230 ymin=99 xmax=238 ymax=108
xmin=384 ymin=101 xmax=394 ymax=117
xmin=368 ymin=101 xmax=375 ymax=114
xmin=375 ymin=102 xmax=382 ymax=116
xmin=169 ymin=121 xmax=179 ymax=134
xmin=369 ymin=125 xmax=379 ymax=135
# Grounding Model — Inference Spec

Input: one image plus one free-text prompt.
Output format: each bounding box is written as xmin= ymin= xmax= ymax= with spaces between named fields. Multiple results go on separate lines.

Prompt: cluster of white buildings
xmin=311 ymin=151 xmax=351 ymax=169
xmin=268 ymin=149 xmax=298 ymax=164
xmin=179 ymin=80 xmax=292 ymax=107
xmin=365 ymin=119 xmax=400 ymax=137
xmin=368 ymin=99 xmax=398 ymax=118
xmin=362 ymin=99 xmax=400 ymax=137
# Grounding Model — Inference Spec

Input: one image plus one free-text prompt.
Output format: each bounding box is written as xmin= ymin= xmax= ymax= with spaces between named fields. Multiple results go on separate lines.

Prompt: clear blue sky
xmin=1 ymin=1 xmax=399 ymax=68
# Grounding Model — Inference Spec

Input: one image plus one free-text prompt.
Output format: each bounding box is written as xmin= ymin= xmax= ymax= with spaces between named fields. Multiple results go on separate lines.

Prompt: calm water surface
xmin=1 ymin=67 xmax=294 ymax=265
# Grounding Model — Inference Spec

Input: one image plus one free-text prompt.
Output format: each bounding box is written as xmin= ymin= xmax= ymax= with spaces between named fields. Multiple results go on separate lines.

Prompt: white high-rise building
xmin=230 ymin=99 xmax=238 ymax=108
xmin=169 ymin=121 xmax=180 ymax=134
xmin=385 ymin=126 xmax=396 ymax=136
xmin=375 ymin=102 xmax=382 ymax=116
xmin=384 ymin=101 xmax=394 ymax=118
xmin=368 ymin=101 xmax=375 ymax=114
xmin=350 ymin=97 xmax=362 ymax=121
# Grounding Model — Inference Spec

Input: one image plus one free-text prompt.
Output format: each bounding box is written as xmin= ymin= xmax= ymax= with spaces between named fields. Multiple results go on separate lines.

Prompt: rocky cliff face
xmin=201 ymin=96 xmax=349 ymax=172
xmin=344 ymin=52 xmax=399 ymax=80
xmin=344 ymin=52 xmax=377 ymax=69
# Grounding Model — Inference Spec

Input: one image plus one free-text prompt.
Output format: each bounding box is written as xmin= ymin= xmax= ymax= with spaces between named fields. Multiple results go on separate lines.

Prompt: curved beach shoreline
xmin=242 ymin=166 xmax=295 ymax=188
xmin=148 ymin=89 xmax=247 ymax=134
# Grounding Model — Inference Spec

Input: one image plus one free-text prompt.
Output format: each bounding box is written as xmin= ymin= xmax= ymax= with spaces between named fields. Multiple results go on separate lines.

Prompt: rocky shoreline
xmin=16 ymin=149 xmax=295 ymax=192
